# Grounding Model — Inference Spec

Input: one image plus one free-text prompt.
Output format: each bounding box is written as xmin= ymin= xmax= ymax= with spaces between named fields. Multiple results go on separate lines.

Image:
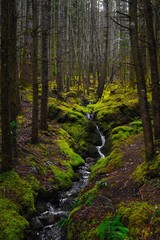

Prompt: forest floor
xmin=2 ymin=87 xmax=160 ymax=240
xmin=72 ymin=133 xmax=160 ymax=240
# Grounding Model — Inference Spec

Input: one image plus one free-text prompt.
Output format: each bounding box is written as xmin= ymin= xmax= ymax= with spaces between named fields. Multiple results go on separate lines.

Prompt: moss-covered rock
xmin=0 ymin=171 xmax=40 ymax=213
xmin=57 ymin=139 xmax=85 ymax=168
xmin=90 ymin=147 xmax=123 ymax=180
xmin=0 ymin=198 xmax=29 ymax=240
xmin=117 ymin=202 xmax=160 ymax=239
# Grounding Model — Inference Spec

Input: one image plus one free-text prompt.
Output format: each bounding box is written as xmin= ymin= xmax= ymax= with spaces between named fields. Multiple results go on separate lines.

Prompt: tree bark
xmin=143 ymin=0 xmax=160 ymax=142
xmin=129 ymin=0 xmax=154 ymax=161
xmin=40 ymin=0 xmax=50 ymax=130
xmin=1 ymin=0 xmax=17 ymax=171
xmin=31 ymin=0 xmax=39 ymax=143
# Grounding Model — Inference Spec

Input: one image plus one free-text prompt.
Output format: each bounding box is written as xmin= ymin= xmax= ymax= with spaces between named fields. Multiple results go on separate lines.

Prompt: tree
xmin=97 ymin=0 xmax=109 ymax=98
xmin=40 ymin=0 xmax=51 ymax=131
xmin=143 ymin=0 xmax=160 ymax=142
xmin=1 ymin=0 xmax=17 ymax=171
xmin=31 ymin=0 xmax=39 ymax=143
xmin=129 ymin=0 xmax=154 ymax=160
xmin=20 ymin=0 xmax=33 ymax=86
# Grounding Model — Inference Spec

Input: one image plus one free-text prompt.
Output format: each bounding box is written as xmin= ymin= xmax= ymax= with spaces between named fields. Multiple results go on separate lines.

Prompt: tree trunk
xmin=143 ymin=0 xmax=160 ymax=142
xmin=20 ymin=0 xmax=33 ymax=86
xmin=9 ymin=0 xmax=18 ymax=158
xmin=40 ymin=0 xmax=50 ymax=131
xmin=129 ymin=0 xmax=154 ymax=161
xmin=97 ymin=0 xmax=109 ymax=98
xmin=1 ymin=0 xmax=17 ymax=171
xmin=31 ymin=0 xmax=39 ymax=143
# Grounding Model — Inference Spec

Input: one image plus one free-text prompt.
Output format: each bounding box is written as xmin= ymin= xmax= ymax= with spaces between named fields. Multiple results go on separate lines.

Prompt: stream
xmin=28 ymin=120 xmax=105 ymax=240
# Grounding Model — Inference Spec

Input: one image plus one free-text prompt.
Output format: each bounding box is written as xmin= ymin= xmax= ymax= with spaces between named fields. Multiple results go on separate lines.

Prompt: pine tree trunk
xmin=143 ymin=0 xmax=160 ymax=142
xmin=31 ymin=0 xmax=39 ymax=143
xmin=129 ymin=0 xmax=154 ymax=161
xmin=40 ymin=0 xmax=50 ymax=130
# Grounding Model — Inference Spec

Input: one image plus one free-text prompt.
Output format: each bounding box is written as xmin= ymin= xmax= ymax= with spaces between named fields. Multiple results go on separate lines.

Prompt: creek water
xmin=28 ymin=119 xmax=105 ymax=240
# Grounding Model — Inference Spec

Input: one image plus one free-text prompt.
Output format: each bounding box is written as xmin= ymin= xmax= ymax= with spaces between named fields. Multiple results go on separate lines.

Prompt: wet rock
xmin=31 ymin=217 xmax=43 ymax=230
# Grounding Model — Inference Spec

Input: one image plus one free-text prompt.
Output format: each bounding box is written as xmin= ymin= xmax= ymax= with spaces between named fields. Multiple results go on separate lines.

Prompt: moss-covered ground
xmin=66 ymin=85 xmax=160 ymax=240
xmin=0 ymin=85 xmax=160 ymax=240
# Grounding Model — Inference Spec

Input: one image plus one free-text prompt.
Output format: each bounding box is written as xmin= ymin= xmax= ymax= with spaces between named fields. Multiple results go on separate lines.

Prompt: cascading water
xmin=28 ymin=114 xmax=105 ymax=240
xmin=96 ymin=125 xmax=105 ymax=159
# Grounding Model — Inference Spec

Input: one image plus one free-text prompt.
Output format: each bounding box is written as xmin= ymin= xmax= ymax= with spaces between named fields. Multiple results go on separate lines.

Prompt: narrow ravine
xmin=28 ymin=119 xmax=105 ymax=240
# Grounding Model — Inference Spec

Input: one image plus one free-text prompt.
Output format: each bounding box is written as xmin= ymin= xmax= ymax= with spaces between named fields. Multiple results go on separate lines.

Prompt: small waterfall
xmin=96 ymin=125 xmax=105 ymax=159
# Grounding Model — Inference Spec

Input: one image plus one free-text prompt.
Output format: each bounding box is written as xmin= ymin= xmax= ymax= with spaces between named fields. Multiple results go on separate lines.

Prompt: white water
xmin=96 ymin=125 xmax=105 ymax=159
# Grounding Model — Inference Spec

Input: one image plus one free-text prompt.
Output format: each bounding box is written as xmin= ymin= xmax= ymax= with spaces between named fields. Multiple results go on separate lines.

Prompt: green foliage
xmin=0 ymin=171 xmax=38 ymax=213
xmin=58 ymin=217 xmax=69 ymax=228
xmin=0 ymin=198 xmax=29 ymax=240
xmin=97 ymin=215 xmax=131 ymax=240
xmin=85 ymin=193 xmax=95 ymax=206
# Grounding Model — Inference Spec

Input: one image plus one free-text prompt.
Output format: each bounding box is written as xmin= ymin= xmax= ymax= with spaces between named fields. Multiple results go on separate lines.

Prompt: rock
xmin=31 ymin=217 xmax=43 ymax=230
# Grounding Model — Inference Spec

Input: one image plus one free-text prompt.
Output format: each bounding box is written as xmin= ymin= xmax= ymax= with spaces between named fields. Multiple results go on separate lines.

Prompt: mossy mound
xmin=50 ymin=138 xmax=85 ymax=189
xmin=132 ymin=154 xmax=160 ymax=184
xmin=57 ymin=140 xmax=85 ymax=168
xmin=90 ymin=146 xmax=123 ymax=180
xmin=117 ymin=202 xmax=160 ymax=239
xmin=0 ymin=198 xmax=29 ymax=240
xmin=92 ymin=88 xmax=140 ymax=131
xmin=0 ymin=171 xmax=40 ymax=213
xmin=0 ymin=172 xmax=41 ymax=240
xmin=111 ymin=119 xmax=143 ymax=143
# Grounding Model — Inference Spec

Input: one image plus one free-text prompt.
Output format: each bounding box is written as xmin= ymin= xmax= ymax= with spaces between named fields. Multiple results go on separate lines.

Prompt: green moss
xmin=17 ymin=115 xmax=25 ymax=125
xmin=63 ymin=122 xmax=88 ymax=152
xmin=0 ymin=171 xmax=37 ymax=213
xmin=117 ymin=202 xmax=160 ymax=239
xmin=0 ymin=198 xmax=29 ymax=240
xmin=50 ymin=163 xmax=74 ymax=189
xmin=59 ymin=128 xmax=75 ymax=147
xmin=132 ymin=162 xmax=148 ymax=183
xmin=92 ymin=86 xmax=140 ymax=130
xmin=90 ymin=147 xmax=123 ymax=180
xmin=57 ymin=139 xmax=85 ymax=168
xmin=132 ymin=154 xmax=160 ymax=183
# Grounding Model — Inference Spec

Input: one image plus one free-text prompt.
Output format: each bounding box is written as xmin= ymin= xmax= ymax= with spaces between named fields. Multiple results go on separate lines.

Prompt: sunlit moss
xmin=50 ymin=163 xmax=74 ymax=189
xmin=57 ymin=139 xmax=85 ymax=168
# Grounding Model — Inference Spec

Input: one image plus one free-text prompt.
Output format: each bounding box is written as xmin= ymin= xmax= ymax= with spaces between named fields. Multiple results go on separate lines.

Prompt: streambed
xmin=27 ymin=121 xmax=105 ymax=240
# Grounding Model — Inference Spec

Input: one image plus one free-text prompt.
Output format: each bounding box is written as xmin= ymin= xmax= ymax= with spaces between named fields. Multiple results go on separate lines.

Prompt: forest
xmin=0 ymin=0 xmax=160 ymax=239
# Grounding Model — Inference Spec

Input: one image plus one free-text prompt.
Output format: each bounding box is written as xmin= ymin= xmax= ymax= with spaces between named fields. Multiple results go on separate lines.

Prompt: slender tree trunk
xmin=40 ymin=0 xmax=50 ymax=130
xmin=20 ymin=0 xmax=33 ymax=86
xmin=31 ymin=0 xmax=39 ymax=143
xmin=9 ymin=0 xmax=18 ymax=158
xmin=1 ymin=0 xmax=17 ymax=171
xmin=97 ymin=0 xmax=109 ymax=98
xmin=129 ymin=0 xmax=154 ymax=161
xmin=143 ymin=0 xmax=160 ymax=142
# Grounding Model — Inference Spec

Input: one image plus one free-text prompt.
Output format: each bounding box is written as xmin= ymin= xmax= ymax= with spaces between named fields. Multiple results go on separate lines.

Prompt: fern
xmin=97 ymin=215 xmax=131 ymax=240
